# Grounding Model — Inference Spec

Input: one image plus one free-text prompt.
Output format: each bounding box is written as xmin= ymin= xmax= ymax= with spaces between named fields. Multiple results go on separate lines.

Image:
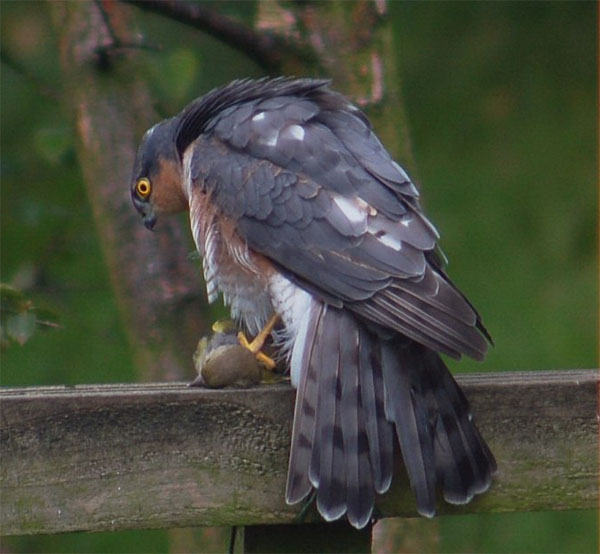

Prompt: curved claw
xmin=237 ymin=314 xmax=280 ymax=370
xmin=238 ymin=331 xmax=277 ymax=370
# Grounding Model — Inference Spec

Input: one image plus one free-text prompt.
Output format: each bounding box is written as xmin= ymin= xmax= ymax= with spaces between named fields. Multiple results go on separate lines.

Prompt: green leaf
xmin=6 ymin=311 xmax=36 ymax=346
xmin=0 ymin=283 xmax=29 ymax=313
xmin=0 ymin=284 xmax=60 ymax=349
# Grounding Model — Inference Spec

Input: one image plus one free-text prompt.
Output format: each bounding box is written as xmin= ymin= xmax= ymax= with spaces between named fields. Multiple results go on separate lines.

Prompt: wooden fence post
xmin=1 ymin=370 xmax=597 ymax=541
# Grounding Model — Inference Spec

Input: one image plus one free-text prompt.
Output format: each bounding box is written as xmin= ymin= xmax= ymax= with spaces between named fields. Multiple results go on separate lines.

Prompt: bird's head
xmin=130 ymin=117 xmax=188 ymax=230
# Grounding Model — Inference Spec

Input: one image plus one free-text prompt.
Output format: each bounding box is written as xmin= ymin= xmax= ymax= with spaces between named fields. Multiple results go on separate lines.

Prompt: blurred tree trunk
xmin=50 ymin=1 xmax=209 ymax=382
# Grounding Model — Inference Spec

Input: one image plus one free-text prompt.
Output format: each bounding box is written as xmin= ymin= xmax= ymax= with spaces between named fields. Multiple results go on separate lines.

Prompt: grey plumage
xmin=131 ymin=77 xmax=496 ymax=529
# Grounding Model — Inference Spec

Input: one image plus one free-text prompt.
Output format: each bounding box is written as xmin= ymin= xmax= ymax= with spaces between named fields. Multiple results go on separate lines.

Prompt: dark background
xmin=1 ymin=2 xmax=596 ymax=552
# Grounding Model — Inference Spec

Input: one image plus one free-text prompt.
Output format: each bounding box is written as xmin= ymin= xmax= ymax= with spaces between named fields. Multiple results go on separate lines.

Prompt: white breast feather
xmin=202 ymin=223 xmax=219 ymax=304
xmin=269 ymin=273 xmax=319 ymax=387
xmin=182 ymin=148 xmax=194 ymax=201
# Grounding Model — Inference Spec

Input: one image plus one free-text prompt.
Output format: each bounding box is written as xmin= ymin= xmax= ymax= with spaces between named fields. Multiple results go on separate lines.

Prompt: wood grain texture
xmin=1 ymin=370 xmax=597 ymax=536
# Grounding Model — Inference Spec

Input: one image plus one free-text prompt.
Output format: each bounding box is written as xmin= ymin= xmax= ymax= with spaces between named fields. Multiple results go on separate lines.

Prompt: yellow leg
xmin=238 ymin=314 xmax=280 ymax=370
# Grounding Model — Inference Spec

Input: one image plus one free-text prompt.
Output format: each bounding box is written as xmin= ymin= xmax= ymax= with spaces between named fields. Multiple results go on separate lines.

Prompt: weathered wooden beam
xmin=1 ymin=370 xmax=597 ymax=536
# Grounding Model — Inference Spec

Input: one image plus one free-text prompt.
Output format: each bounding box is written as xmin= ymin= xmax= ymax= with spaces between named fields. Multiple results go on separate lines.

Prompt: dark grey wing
xmin=187 ymin=91 xmax=489 ymax=360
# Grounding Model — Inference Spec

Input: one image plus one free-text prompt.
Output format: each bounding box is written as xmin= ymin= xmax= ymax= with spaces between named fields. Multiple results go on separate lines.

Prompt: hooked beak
xmin=143 ymin=211 xmax=157 ymax=231
xmin=133 ymin=193 xmax=157 ymax=231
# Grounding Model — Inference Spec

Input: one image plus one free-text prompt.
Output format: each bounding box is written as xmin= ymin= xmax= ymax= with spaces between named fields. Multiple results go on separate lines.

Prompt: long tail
xmin=285 ymin=303 xmax=496 ymax=529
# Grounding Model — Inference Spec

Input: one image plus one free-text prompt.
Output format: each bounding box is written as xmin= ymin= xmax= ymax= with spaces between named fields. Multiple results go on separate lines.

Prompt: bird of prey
xmin=130 ymin=77 xmax=496 ymax=529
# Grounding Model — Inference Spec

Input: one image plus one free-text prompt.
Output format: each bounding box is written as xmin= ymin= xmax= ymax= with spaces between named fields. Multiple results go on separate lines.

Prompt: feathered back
xmin=176 ymin=77 xmax=331 ymax=157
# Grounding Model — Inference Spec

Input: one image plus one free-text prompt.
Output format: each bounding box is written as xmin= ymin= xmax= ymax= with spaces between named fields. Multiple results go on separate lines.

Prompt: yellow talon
xmin=237 ymin=314 xmax=280 ymax=370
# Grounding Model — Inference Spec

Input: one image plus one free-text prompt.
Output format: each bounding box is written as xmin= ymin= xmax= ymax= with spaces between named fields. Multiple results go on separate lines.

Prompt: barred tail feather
xmin=382 ymin=340 xmax=437 ymax=517
xmin=339 ymin=314 xmax=375 ymax=528
xmin=286 ymin=306 xmax=495 ymax=529
xmin=382 ymin=340 xmax=496 ymax=512
xmin=287 ymin=306 xmax=379 ymax=528
xmin=357 ymin=326 xmax=394 ymax=495
xmin=286 ymin=301 xmax=323 ymax=505
xmin=313 ymin=311 xmax=346 ymax=520
xmin=418 ymin=347 xmax=497 ymax=501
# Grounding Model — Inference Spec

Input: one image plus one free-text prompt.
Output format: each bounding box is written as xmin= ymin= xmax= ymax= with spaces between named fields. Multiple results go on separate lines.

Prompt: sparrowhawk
xmin=130 ymin=77 xmax=496 ymax=529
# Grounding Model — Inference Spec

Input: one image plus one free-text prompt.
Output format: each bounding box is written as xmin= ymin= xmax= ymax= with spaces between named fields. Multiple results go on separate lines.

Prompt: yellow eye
xmin=136 ymin=178 xmax=152 ymax=198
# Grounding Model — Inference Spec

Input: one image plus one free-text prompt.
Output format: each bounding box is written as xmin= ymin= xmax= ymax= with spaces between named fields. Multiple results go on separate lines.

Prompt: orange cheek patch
xmin=151 ymin=157 xmax=188 ymax=214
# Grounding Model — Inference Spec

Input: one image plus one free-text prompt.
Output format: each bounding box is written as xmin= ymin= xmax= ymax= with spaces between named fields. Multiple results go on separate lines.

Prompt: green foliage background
xmin=1 ymin=2 xmax=596 ymax=552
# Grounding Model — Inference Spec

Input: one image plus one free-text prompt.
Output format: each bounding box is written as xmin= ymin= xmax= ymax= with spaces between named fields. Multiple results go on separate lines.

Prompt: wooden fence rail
xmin=1 ymin=370 xmax=597 ymax=537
